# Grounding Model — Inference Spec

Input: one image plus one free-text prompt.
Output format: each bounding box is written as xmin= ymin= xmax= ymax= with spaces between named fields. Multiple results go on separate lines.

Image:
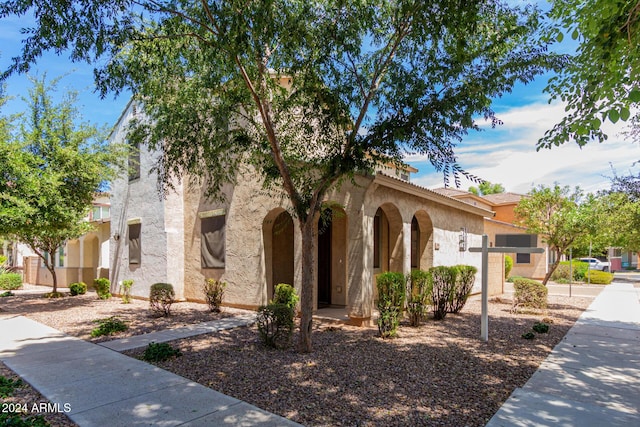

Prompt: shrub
xmin=256 ymin=303 xmax=295 ymax=349
xmin=407 ymin=270 xmax=432 ymax=327
xmin=90 ymin=316 xmax=128 ymax=337
xmin=585 ymin=269 xmax=614 ymax=284
xmin=532 ymin=322 xmax=550 ymax=333
xmin=506 ymin=275 xmax=525 ymax=283
xmin=0 ymin=291 xmax=14 ymax=297
xmin=512 ymin=278 xmax=548 ymax=313
xmin=43 ymin=292 xmax=64 ymax=298
xmin=0 ymin=273 xmax=22 ymax=290
xmin=203 ymin=278 xmax=226 ymax=312
xmin=376 ymin=272 xmax=406 ymax=337
xmin=69 ymin=282 xmax=87 ymax=296
xmin=504 ymin=255 xmax=513 ymax=279
xmin=142 ymin=342 xmax=182 ymax=362
xmin=553 ymin=261 xmax=589 ymax=281
xmin=94 ymin=278 xmax=111 ymax=299
xmin=272 ymin=283 xmax=299 ymax=309
xmin=121 ymin=279 xmax=134 ymax=303
xmin=0 ymin=375 xmax=23 ymax=398
xmin=449 ymin=265 xmax=477 ymax=313
xmin=521 ymin=331 xmax=535 ymax=340
xmin=430 ymin=266 xmax=456 ymax=320
xmin=550 ymin=264 xmax=571 ymax=281
xmin=150 ymin=283 xmax=175 ymax=317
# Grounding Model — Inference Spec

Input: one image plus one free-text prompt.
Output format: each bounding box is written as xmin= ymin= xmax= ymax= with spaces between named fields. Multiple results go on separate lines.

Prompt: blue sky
xmin=1 ymin=9 xmax=638 ymax=196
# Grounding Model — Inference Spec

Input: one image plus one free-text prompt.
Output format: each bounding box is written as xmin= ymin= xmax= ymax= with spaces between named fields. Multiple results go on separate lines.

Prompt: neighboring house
xmin=433 ymin=189 xmax=548 ymax=281
xmin=109 ymin=102 xmax=503 ymax=324
xmin=22 ymin=194 xmax=111 ymax=287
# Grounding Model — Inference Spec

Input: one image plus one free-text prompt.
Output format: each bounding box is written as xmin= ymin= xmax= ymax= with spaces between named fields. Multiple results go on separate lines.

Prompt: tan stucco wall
xmin=485 ymin=219 xmax=547 ymax=280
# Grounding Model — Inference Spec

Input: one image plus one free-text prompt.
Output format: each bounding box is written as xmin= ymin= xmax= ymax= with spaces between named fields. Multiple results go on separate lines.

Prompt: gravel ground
xmin=1 ymin=285 xmax=593 ymax=427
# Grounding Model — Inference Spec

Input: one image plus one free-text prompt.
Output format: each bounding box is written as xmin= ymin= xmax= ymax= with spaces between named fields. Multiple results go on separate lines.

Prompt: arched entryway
xmin=262 ymin=209 xmax=295 ymax=299
xmin=373 ymin=203 xmax=404 ymax=273
xmin=411 ymin=210 xmax=434 ymax=270
xmin=317 ymin=205 xmax=347 ymax=308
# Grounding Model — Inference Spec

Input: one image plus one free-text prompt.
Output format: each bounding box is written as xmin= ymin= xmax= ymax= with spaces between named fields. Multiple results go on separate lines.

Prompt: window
xmin=41 ymin=251 xmax=49 ymax=267
xmin=201 ymin=213 xmax=226 ymax=268
xmin=128 ymin=140 xmax=140 ymax=181
xmin=91 ymin=206 xmax=111 ymax=221
xmin=495 ymin=234 xmax=537 ymax=264
xmin=128 ymin=223 xmax=141 ymax=264
xmin=373 ymin=213 xmax=381 ymax=268
xmin=58 ymin=246 xmax=65 ymax=267
xmin=411 ymin=217 xmax=419 ymax=269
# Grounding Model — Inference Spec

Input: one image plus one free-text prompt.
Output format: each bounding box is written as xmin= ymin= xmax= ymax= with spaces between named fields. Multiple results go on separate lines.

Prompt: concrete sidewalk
xmin=99 ymin=313 xmax=256 ymax=352
xmin=0 ymin=316 xmax=301 ymax=427
xmin=486 ymin=282 xmax=640 ymax=426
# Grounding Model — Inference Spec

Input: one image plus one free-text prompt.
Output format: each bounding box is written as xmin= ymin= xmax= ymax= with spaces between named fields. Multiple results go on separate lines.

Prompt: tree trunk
xmin=542 ymin=249 xmax=561 ymax=285
xmin=297 ymin=216 xmax=315 ymax=353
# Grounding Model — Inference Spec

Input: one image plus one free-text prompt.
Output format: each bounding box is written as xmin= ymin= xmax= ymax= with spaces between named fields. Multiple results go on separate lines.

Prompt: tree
xmin=468 ymin=181 xmax=505 ymax=196
xmin=539 ymin=0 xmax=640 ymax=149
xmin=514 ymin=184 xmax=589 ymax=285
xmin=0 ymin=76 xmax=118 ymax=295
xmin=1 ymin=0 xmax=563 ymax=352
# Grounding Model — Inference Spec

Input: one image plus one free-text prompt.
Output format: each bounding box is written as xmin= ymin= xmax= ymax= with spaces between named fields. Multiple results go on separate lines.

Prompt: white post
xmin=481 ymin=234 xmax=489 ymax=342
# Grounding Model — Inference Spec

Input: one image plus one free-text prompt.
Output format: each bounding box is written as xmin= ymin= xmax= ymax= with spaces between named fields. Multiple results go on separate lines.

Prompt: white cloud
xmin=409 ymin=101 xmax=640 ymax=194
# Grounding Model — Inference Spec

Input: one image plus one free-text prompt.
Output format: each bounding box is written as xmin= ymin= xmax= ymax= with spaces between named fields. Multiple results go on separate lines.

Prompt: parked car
xmin=579 ymin=257 xmax=610 ymax=272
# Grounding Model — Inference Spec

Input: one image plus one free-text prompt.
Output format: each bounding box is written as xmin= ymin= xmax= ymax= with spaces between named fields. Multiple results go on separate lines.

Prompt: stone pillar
xmin=402 ymin=221 xmax=412 ymax=276
xmin=348 ymin=211 xmax=373 ymax=325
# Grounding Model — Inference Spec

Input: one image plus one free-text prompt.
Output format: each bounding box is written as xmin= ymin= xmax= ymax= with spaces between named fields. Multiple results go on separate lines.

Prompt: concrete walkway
xmin=486 ymin=282 xmax=640 ymax=426
xmin=0 ymin=315 xmax=301 ymax=427
xmin=99 ymin=313 xmax=256 ymax=352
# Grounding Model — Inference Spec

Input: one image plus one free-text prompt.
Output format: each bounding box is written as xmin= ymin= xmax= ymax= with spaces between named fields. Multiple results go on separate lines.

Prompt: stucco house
xmin=20 ymin=194 xmax=111 ymax=287
xmin=433 ymin=188 xmax=548 ymax=280
xmin=109 ymin=102 xmax=503 ymax=324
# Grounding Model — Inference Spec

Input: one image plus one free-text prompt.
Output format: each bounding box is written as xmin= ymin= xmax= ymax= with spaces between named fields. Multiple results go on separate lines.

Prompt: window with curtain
xmin=128 ymin=223 xmax=141 ymax=264
xmin=201 ymin=215 xmax=226 ymax=268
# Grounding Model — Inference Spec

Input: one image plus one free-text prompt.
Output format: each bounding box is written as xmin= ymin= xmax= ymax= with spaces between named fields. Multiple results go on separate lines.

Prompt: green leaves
xmin=540 ymin=0 xmax=640 ymax=148
xmin=0 ymin=76 xmax=120 ymax=290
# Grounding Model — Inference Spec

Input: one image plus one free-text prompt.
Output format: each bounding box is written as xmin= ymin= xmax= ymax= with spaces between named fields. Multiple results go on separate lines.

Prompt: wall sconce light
xmin=113 ymin=233 xmax=121 ymax=241
xmin=434 ymin=242 xmax=440 ymax=251
xmin=459 ymin=227 xmax=467 ymax=252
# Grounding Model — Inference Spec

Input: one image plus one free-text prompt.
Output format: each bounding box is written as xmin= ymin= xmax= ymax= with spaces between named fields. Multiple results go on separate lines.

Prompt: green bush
xmin=532 ymin=322 xmax=550 ymax=333
xmin=0 ymin=273 xmax=22 ymax=290
xmin=521 ymin=331 xmax=535 ymax=340
xmin=0 ymin=375 xmax=23 ymax=398
xmin=256 ymin=303 xmax=295 ymax=349
xmin=121 ymin=279 xmax=134 ymax=303
xmin=1 ymin=291 xmax=14 ymax=297
xmin=504 ymin=255 xmax=513 ymax=279
xmin=449 ymin=265 xmax=477 ymax=313
xmin=430 ymin=266 xmax=456 ymax=320
xmin=585 ymin=269 xmax=614 ymax=284
xmin=512 ymin=278 xmax=548 ymax=312
xmin=90 ymin=316 xmax=128 ymax=337
xmin=43 ymin=291 xmax=64 ymax=298
xmin=376 ymin=272 xmax=406 ymax=337
xmin=550 ymin=264 xmax=571 ymax=281
xmin=203 ymin=278 xmax=226 ymax=312
xmin=93 ymin=278 xmax=111 ymax=299
xmin=407 ymin=269 xmax=432 ymax=327
xmin=506 ymin=275 xmax=525 ymax=283
xmin=69 ymin=282 xmax=87 ymax=296
xmin=142 ymin=342 xmax=182 ymax=362
xmin=552 ymin=261 xmax=590 ymax=281
xmin=150 ymin=283 xmax=175 ymax=317
xmin=271 ymin=283 xmax=298 ymax=309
